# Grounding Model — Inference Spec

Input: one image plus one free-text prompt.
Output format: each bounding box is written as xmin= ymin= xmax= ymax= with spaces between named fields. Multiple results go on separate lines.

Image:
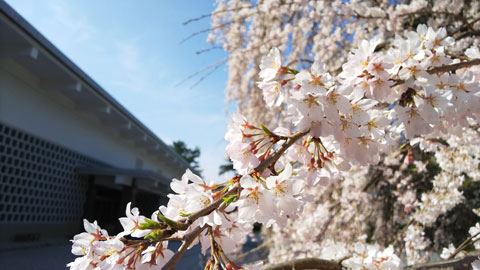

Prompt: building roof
xmin=0 ymin=1 xmax=190 ymax=172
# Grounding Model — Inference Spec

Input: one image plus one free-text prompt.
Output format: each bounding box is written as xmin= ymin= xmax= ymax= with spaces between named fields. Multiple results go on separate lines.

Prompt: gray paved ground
xmin=0 ymin=243 xmax=75 ymax=270
xmin=0 ymin=241 xmax=203 ymax=270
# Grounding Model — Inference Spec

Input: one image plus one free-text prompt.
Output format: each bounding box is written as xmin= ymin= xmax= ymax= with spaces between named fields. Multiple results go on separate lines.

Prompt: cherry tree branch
xmin=181 ymin=184 xmax=240 ymax=227
xmin=264 ymin=253 xmax=480 ymax=270
xmin=448 ymin=231 xmax=480 ymax=259
xmin=255 ymin=130 xmax=309 ymax=173
xmin=392 ymin=58 xmax=480 ymax=87
xmin=234 ymin=240 xmax=270 ymax=261
xmin=457 ymin=30 xmax=480 ymax=40
xmin=263 ymin=258 xmax=342 ymax=270
xmin=408 ymin=253 xmax=480 ymax=270
xmin=399 ymin=9 xmax=469 ymax=25
xmin=162 ymin=225 xmax=207 ymax=270
xmin=450 ymin=16 xmax=480 ymax=38
xmin=429 ymin=58 xmax=480 ymax=74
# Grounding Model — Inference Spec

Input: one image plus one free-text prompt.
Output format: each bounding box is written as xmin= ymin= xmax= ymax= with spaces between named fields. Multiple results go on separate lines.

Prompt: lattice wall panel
xmin=0 ymin=123 xmax=104 ymax=224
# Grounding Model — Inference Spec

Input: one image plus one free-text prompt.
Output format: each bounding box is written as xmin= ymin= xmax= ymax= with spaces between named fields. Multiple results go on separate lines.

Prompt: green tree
xmin=171 ymin=141 xmax=202 ymax=176
xmin=218 ymin=158 xmax=234 ymax=176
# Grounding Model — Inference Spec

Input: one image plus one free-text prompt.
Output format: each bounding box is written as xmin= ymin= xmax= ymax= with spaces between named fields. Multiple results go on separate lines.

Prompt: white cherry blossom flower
xmin=119 ymin=202 xmax=149 ymax=238
xmin=238 ymin=175 xmax=277 ymax=224
xmin=259 ymin=47 xmax=282 ymax=81
xmin=139 ymin=241 xmax=174 ymax=269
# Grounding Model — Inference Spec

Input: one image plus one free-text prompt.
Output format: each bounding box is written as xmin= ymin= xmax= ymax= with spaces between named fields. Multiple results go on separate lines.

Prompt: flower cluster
xmin=68 ymin=22 xmax=480 ymax=270
xmin=208 ymin=0 xmax=480 ymax=127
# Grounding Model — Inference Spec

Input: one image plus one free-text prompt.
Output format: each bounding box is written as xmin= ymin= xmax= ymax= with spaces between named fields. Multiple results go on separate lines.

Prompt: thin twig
xmin=450 ymin=16 xmax=480 ymax=38
xmin=180 ymin=22 xmax=230 ymax=44
xmin=448 ymin=231 xmax=480 ymax=259
xmin=315 ymin=206 xmax=340 ymax=242
xmin=398 ymin=9 xmax=469 ymax=26
xmin=189 ymin=62 xmax=225 ymax=89
xmin=174 ymin=57 xmax=228 ymax=87
xmin=183 ymin=4 xmax=254 ymax=25
xmin=456 ymin=30 xmax=480 ymax=40
xmin=391 ymin=219 xmax=414 ymax=247
xmin=234 ymin=240 xmax=270 ymax=261
xmin=446 ymin=51 xmax=472 ymax=61
xmin=196 ymin=46 xmax=223 ymax=55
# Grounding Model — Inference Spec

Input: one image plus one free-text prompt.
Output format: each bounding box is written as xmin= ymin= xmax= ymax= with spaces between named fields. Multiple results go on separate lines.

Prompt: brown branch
xmin=448 ymin=231 xmax=480 ymax=259
xmin=353 ymin=8 xmax=470 ymax=23
xmin=264 ymin=252 xmax=480 ymax=270
xmin=234 ymin=240 xmax=270 ymax=261
xmin=456 ymin=30 xmax=480 ymax=40
xmin=254 ymin=130 xmax=309 ymax=173
xmin=162 ymin=225 xmax=207 ymax=270
xmin=450 ymin=16 xmax=480 ymax=38
xmin=408 ymin=253 xmax=480 ymax=270
xmin=390 ymin=219 xmax=414 ymax=247
xmin=399 ymin=9 xmax=469 ymax=25
xmin=315 ymin=204 xmax=340 ymax=242
xmin=428 ymin=58 xmax=480 ymax=73
xmin=182 ymin=184 xmax=240 ymax=227
xmin=263 ymin=258 xmax=342 ymax=270
xmin=446 ymin=51 xmax=471 ymax=61
xmin=354 ymin=11 xmax=387 ymax=20
xmin=391 ymin=58 xmax=480 ymax=87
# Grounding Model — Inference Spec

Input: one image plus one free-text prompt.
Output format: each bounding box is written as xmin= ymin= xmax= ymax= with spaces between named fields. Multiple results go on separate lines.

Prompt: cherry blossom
xmin=65 ymin=9 xmax=480 ymax=269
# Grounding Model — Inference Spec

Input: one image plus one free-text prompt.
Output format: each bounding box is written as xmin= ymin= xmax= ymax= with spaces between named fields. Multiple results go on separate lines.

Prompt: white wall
xmin=0 ymin=60 xmax=180 ymax=180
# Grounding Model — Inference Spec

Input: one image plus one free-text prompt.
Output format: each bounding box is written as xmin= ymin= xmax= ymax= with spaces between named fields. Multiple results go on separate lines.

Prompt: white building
xmin=0 ymin=1 xmax=190 ymax=248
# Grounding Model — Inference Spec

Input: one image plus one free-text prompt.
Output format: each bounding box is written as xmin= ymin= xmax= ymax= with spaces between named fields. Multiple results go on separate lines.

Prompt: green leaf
xmin=157 ymin=213 xmax=183 ymax=229
xmin=144 ymin=218 xmax=157 ymax=224
xmin=139 ymin=218 xmax=166 ymax=230
xmin=179 ymin=212 xmax=192 ymax=217
xmin=139 ymin=222 xmax=152 ymax=230
xmin=144 ymin=230 xmax=165 ymax=240
xmin=222 ymin=195 xmax=237 ymax=206
xmin=260 ymin=124 xmax=274 ymax=137
xmin=287 ymin=67 xmax=299 ymax=75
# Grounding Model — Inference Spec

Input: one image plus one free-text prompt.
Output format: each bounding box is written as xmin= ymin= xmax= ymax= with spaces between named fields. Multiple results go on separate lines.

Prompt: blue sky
xmin=6 ymin=0 xmax=232 ymax=182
